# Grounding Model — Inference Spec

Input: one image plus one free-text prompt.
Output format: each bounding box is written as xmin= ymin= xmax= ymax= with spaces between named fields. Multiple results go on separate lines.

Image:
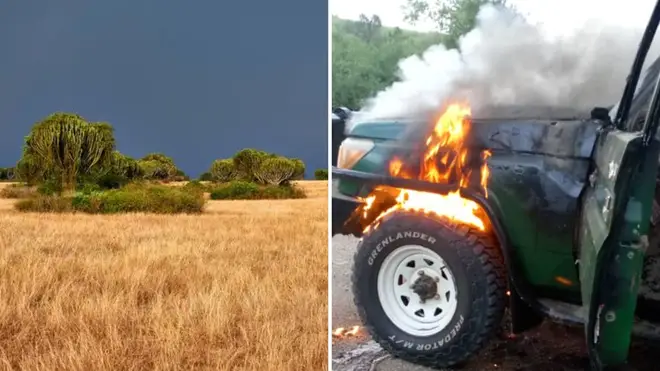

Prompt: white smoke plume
xmin=358 ymin=4 xmax=660 ymax=122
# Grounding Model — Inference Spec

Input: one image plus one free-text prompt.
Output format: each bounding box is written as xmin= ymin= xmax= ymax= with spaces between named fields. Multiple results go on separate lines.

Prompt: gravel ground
xmin=332 ymin=234 xmax=660 ymax=371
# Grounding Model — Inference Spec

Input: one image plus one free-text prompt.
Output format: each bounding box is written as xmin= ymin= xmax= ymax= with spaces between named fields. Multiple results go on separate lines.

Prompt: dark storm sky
xmin=0 ymin=1 xmax=328 ymax=177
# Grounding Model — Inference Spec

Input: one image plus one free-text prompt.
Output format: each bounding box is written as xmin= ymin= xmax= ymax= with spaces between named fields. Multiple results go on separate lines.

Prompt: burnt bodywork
xmin=335 ymin=116 xmax=604 ymax=299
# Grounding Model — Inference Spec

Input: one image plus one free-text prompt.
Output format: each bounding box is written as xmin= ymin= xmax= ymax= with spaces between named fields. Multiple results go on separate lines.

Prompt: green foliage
xmin=137 ymin=159 xmax=169 ymax=180
xmin=9 ymin=111 xmax=308 ymax=199
xmin=15 ymin=152 xmax=45 ymax=186
xmin=182 ymin=180 xmax=211 ymax=194
xmin=137 ymin=152 xmax=182 ymax=181
xmin=73 ymin=184 xmax=205 ymax=214
xmin=0 ymin=167 xmax=15 ymax=181
xmin=37 ymin=178 xmax=63 ymax=196
xmin=77 ymin=151 xmax=142 ymax=190
xmin=199 ymin=172 xmax=213 ymax=181
xmin=332 ymin=16 xmax=445 ymax=109
xmin=291 ymin=158 xmax=305 ymax=180
xmin=16 ymin=183 xmax=206 ymax=214
xmin=209 ymin=159 xmax=236 ymax=182
xmin=258 ymin=184 xmax=307 ymax=200
xmin=403 ymin=0 xmax=513 ymax=48
xmin=209 ymin=181 xmax=306 ymax=200
xmin=232 ymin=149 xmax=270 ymax=182
xmin=111 ymin=151 xmax=143 ymax=179
xmin=77 ymin=182 xmax=102 ymax=194
xmin=24 ymin=112 xmax=116 ymax=192
xmin=314 ymin=169 xmax=328 ymax=180
xmin=210 ymin=181 xmax=260 ymax=200
xmin=332 ymin=1 xmax=519 ymax=108
xmin=254 ymin=157 xmax=296 ymax=185
xmin=206 ymin=149 xmax=305 ymax=185
xmin=174 ymin=169 xmax=189 ymax=181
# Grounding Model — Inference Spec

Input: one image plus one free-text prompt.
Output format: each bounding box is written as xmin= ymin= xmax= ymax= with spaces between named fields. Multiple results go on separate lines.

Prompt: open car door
xmin=578 ymin=2 xmax=660 ymax=368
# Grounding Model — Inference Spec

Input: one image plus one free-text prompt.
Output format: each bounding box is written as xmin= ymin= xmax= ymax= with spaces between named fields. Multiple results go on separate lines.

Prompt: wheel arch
xmin=462 ymin=189 xmax=547 ymax=332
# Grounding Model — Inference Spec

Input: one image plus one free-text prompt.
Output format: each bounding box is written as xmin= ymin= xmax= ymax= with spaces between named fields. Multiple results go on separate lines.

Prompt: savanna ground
xmin=0 ymin=180 xmax=328 ymax=371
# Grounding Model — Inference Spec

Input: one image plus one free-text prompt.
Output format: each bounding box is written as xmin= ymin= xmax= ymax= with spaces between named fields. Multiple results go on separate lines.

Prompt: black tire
xmin=352 ymin=211 xmax=507 ymax=368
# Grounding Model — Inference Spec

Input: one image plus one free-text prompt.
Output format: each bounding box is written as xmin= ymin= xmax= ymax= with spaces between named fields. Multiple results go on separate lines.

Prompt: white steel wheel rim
xmin=377 ymin=244 xmax=458 ymax=337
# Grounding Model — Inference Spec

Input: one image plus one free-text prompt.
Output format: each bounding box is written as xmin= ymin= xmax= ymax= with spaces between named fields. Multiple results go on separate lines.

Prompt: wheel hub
xmin=377 ymin=244 xmax=459 ymax=337
xmin=410 ymin=270 xmax=439 ymax=303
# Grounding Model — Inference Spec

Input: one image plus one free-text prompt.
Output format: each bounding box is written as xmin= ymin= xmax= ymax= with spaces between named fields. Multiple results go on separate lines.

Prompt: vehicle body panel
xmin=336 ymin=117 xmax=602 ymax=293
xmin=577 ymin=130 xmax=659 ymax=366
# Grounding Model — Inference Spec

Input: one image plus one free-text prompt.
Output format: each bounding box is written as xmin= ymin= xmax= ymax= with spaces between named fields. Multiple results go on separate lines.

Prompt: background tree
xmin=15 ymin=152 xmax=42 ymax=186
xmin=332 ymin=2 xmax=522 ymax=109
xmin=232 ymin=149 xmax=271 ymax=182
xmin=254 ymin=157 xmax=296 ymax=185
xmin=403 ymin=0 xmax=514 ymax=48
xmin=23 ymin=112 xmax=115 ymax=193
xmin=291 ymin=158 xmax=305 ymax=180
xmin=138 ymin=152 xmax=182 ymax=181
xmin=332 ymin=15 xmax=445 ymax=109
xmin=314 ymin=169 xmax=328 ymax=180
xmin=209 ymin=159 xmax=235 ymax=182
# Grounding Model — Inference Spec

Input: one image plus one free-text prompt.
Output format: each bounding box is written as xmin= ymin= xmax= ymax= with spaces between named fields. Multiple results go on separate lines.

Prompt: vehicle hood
xmin=348 ymin=106 xmax=601 ymax=159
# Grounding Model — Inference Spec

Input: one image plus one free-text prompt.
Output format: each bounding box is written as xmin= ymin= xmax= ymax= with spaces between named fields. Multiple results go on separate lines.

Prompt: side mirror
xmin=591 ymin=107 xmax=611 ymax=122
xmin=332 ymin=107 xmax=352 ymax=121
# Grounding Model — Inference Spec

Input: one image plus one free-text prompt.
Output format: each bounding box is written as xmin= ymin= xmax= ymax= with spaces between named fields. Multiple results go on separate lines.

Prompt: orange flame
xmin=332 ymin=326 xmax=361 ymax=339
xmin=362 ymin=102 xmax=490 ymax=233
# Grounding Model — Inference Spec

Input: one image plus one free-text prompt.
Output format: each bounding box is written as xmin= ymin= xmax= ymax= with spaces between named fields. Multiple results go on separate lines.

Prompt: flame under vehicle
xmin=332 ymin=3 xmax=660 ymax=370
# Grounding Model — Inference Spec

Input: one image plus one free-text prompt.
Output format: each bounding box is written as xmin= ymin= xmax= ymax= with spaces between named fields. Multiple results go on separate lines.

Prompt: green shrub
xmin=93 ymin=173 xmax=131 ymax=189
xmin=258 ymin=184 xmax=307 ymax=199
xmin=15 ymin=183 xmax=205 ymax=214
xmin=37 ymin=178 xmax=62 ymax=196
xmin=0 ymin=184 xmax=36 ymax=199
xmin=314 ymin=169 xmax=328 ymax=180
xmin=199 ymin=172 xmax=213 ymax=181
xmin=88 ymin=184 xmax=204 ymax=214
xmin=182 ymin=180 xmax=211 ymax=194
xmin=77 ymin=182 xmax=102 ymax=194
xmin=210 ymin=181 xmax=260 ymax=200
xmin=209 ymin=181 xmax=306 ymax=200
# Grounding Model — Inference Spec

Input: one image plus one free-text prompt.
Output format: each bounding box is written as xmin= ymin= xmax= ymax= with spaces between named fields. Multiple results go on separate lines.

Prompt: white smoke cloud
xmin=358 ymin=4 xmax=660 ymax=122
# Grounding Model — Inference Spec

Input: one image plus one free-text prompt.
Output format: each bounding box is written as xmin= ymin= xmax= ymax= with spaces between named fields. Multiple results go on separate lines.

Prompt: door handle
xmin=603 ymin=195 xmax=613 ymax=215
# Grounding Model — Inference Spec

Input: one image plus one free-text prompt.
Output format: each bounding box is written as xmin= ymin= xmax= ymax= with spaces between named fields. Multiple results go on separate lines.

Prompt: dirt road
xmin=332 ymin=234 xmax=659 ymax=371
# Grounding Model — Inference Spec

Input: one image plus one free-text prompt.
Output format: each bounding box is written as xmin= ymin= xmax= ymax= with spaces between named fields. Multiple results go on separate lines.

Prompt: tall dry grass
xmin=0 ymin=180 xmax=328 ymax=371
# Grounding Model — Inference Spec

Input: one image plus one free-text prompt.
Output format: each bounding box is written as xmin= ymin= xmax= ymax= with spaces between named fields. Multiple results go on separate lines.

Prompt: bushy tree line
xmin=1 ymin=112 xmax=327 ymax=212
xmin=2 ymin=112 xmax=192 ymax=193
xmin=203 ymin=149 xmax=306 ymax=186
xmin=332 ymin=0 xmax=515 ymax=109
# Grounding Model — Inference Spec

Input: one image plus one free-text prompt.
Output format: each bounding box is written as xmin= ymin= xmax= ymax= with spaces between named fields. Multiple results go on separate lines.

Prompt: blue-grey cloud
xmin=0 ymin=0 xmax=328 ymax=177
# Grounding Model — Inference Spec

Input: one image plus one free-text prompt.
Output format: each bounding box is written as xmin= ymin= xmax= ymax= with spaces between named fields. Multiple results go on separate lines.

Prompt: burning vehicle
xmin=331 ymin=2 xmax=660 ymax=369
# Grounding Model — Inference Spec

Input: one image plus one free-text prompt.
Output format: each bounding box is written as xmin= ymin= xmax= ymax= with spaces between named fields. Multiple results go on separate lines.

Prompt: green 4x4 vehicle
xmin=332 ymin=2 xmax=660 ymax=370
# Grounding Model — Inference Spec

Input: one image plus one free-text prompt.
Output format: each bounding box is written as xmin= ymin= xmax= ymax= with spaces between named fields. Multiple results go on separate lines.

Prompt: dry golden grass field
xmin=0 ymin=181 xmax=328 ymax=371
